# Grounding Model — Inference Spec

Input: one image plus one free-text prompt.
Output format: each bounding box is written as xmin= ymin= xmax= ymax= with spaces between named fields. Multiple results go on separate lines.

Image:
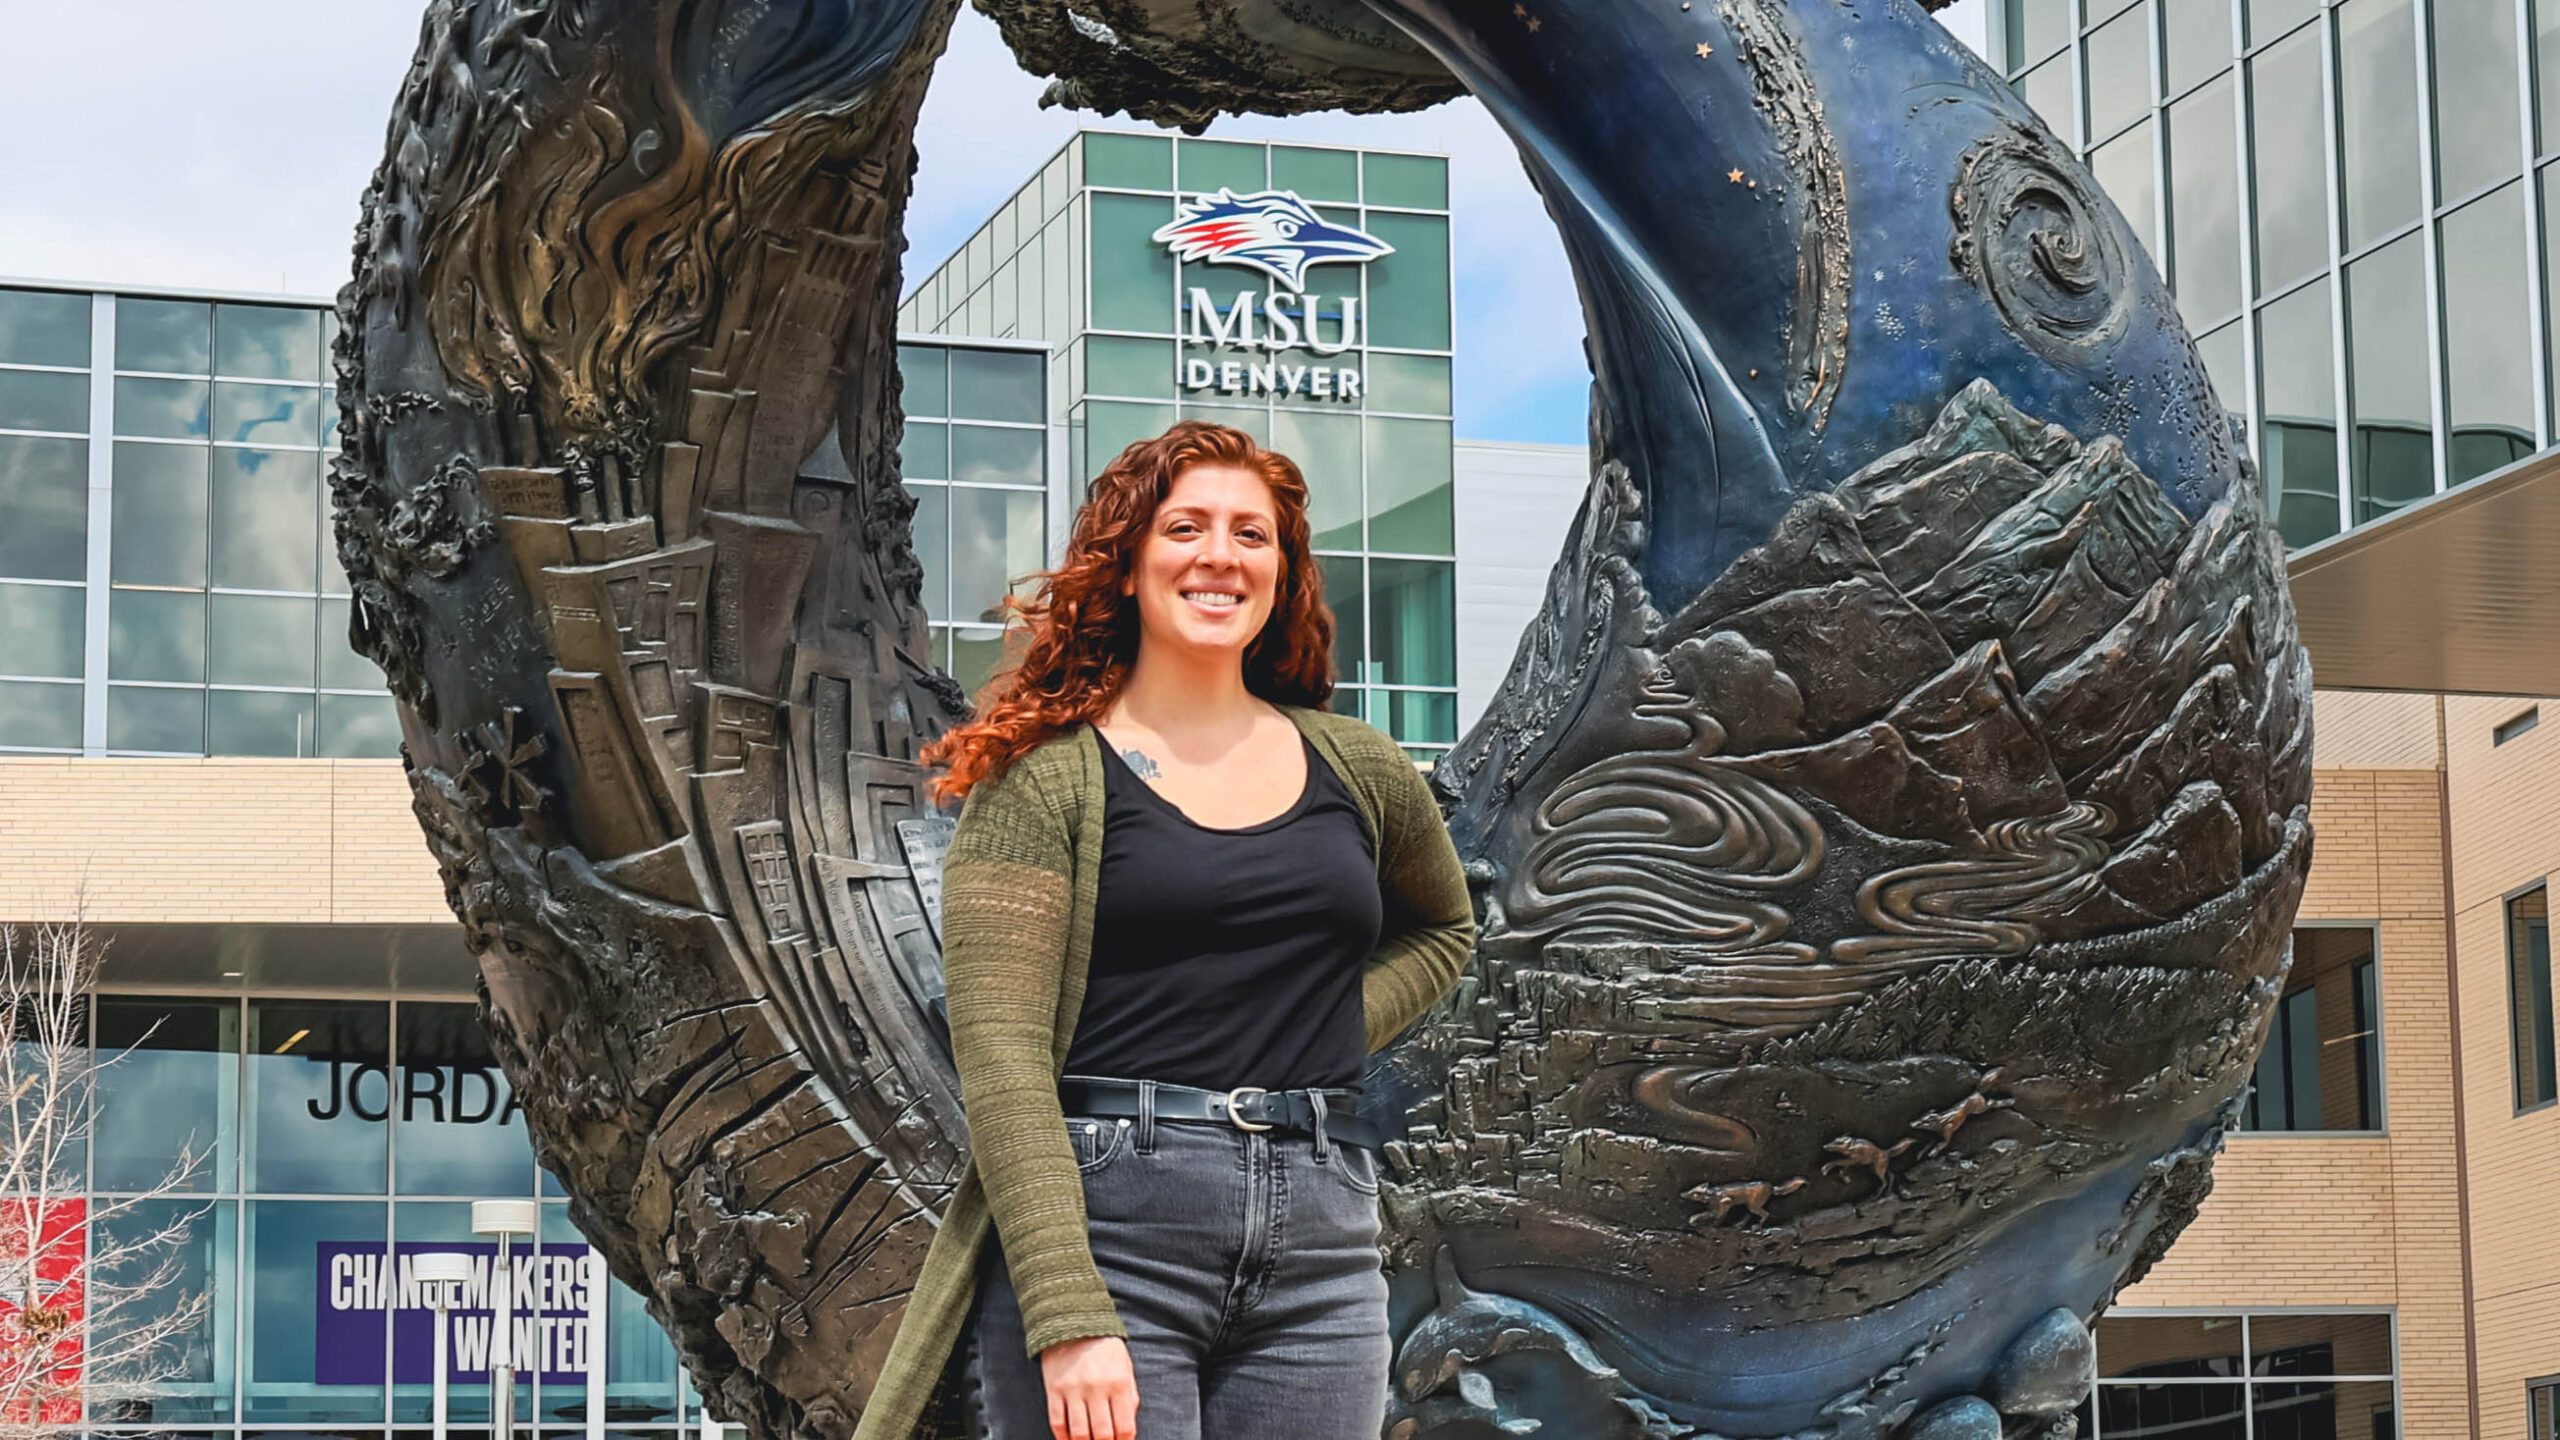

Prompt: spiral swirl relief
xmin=1949 ymin=120 xmax=2136 ymax=361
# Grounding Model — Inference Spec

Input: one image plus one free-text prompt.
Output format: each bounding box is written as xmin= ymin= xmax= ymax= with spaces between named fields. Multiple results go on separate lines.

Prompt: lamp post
xmin=472 ymin=1200 xmax=540 ymax=1440
xmin=413 ymin=1251 xmax=475 ymax=1440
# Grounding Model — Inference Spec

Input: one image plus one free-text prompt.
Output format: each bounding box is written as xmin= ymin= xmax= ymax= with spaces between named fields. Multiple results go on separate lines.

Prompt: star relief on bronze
xmin=461 ymin=705 xmax=550 ymax=824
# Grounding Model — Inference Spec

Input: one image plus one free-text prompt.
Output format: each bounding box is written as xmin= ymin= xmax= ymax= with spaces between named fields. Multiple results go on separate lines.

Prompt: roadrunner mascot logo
xmin=1153 ymin=189 xmax=1396 ymax=292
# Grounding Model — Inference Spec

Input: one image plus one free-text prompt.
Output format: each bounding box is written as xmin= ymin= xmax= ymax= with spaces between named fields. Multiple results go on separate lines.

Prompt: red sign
xmin=0 ymin=1198 xmax=84 ymax=1424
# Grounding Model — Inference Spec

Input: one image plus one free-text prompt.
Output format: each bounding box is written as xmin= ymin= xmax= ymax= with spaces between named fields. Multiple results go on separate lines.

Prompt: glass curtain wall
xmin=86 ymin=992 xmax=688 ymax=1437
xmin=899 ymin=133 xmax=1462 ymax=761
xmin=1998 ymin=0 xmax=2556 ymax=551
xmin=0 ymin=285 xmax=399 ymax=757
xmin=895 ymin=340 xmax=1051 ymax=698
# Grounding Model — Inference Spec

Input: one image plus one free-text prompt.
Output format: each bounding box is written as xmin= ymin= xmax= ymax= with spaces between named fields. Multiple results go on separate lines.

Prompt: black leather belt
xmin=1058 ymin=1076 xmax=1388 ymax=1153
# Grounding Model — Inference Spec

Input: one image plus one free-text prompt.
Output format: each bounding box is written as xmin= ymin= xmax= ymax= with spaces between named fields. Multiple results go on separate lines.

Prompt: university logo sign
xmin=1153 ymin=189 xmax=1392 ymax=402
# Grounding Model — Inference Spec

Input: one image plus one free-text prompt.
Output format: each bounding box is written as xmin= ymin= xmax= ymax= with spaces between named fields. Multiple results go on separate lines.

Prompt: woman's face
xmin=1120 ymin=462 xmax=1285 ymax=665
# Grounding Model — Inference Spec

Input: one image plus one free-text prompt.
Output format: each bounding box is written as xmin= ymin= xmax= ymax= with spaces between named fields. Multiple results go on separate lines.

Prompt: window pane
xmin=0 ymin=680 xmax=80 ymax=748
xmin=246 ymin=1001 xmax=389 ymax=1193
xmin=950 ymin=347 xmax=1043 ymax=424
xmin=215 ymin=305 xmax=321 ymax=383
xmin=0 ymin=581 xmax=85 ymax=678
xmin=1371 ymin=558 xmax=1454 ymax=687
xmin=2243 ymin=927 xmax=2383 ymax=1129
xmin=112 ymin=441 xmax=210 ymax=585
xmin=2094 ymin=121 xmax=2161 ymax=264
xmin=2006 ymin=0 xmax=2073 ymax=70
xmin=1180 ymin=401 xmax=1271 ymax=444
xmin=951 ymin=424 xmax=1044 ymax=486
xmin=2349 ymin=235 xmax=2433 ymax=521
xmin=901 ymin=419 xmax=947 ymax=481
xmin=210 ymin=447 xmax=321 ymax=591
xmin=116 ymin=298 xmax=211 ymax=373
xmin=2542 ymin=0 xmax=2560 ymax=155
xmin=949 ymin=624 xmax=1008 ymax=698
xmin=2440 ymin=183 xmax=2536 ymax=484
xmin=108 ymin=684 xmax=206 ymax=753
xmin=1320 ymin=554 xmax=1364 ymax=685
xmin=1275 ymin=408 xmax=1364 ymax=551
xmin=2340 ymin=0 xmax=2422 ymax=250
xmin=1366 ymin=353 xmax=1452 ymax=415
xmin=1090 ymin=194 xmax=1178 ymax=333
xmin=2251 ymin=28 xmax=2331 ymax=292
xmin=2165 ymin=0 xmax=2236 ymax=94
xmin=2258 ymin=279 xmax=2339 ymax=549
xmin=115 ymin=376 xmax=211 ymax=440
xmin=111 ymin=587 xmax=207 ymax=682
xmin=209 ymin=593 xmax=317 ymax=688
xmin=0 ymin=367 xmax=88 ymax=433
xmin=2022 ymin=54 xmax=2075 ymax=143
xmin=1366 ymin=417 xmax=1454 ymax=554
xmin=2249 ymin=0 xmax=2315 ymax=42
xmin=907 ymin=481 xmax=948 ymax=623
xmin=1272 ymin=145 xmax=1360 ymax=203
xmin=2088 ymin=6 xmax=2155 ymax=142
xmin=384 ymin=1201 xmax=495 ymax=1424
xmin=1388 ymin=688 xmax=1457 ymax=746
xmin=95 ymin=998 xmax=237 ymax=1192
xmin=319 ymin=693 xmax=400 ymax=757
xmin=1178 ymin=138 xmax=1265 ymax=195
xmin=2511 ymin=886 xmax=2555 ymax=1108
xmin=947 ymin=486 xmax=1045 ymax=627
xmin=2171 ymin=76 xmax=2244 ymax=326
xmin=539 ymin=1207 xmax=682 ymax=1422
xmin=1085 ymin=132 xmax=1173 ymax=191
xmin=1365 ymin=214 xmax=1452 ymax=351
xmin=2099 ymin=1382 xmax=2247 ymax=1440
xmin=898 ymin=343 xmax=948 ymax=417
xmin=213 ymin=383 xmax=323 ymax=448
xmin=1083 ymin=400 xmax=1177 ymax=482
xmin=92 ymin=1198 xmax=236 ymax=1423
xmin=244 ymin=1199 xmax=387 ymax=1421
xmin=1087 ymin=335 xmax=1175 ymax=397
xmin=2098 ymin=1315 xmax=2245 ymax=1377
xmin=2253 ymin=1377 xmax=2396 ymax=1440
xmin=0 ymin=288 xmax=89 ymax=368
xmin=2436 ymin=0 xmax=2525 ymax=200
xmin=208 ymin=688 xmax=314 ymax=757
xmin=0 ymin=435 xmax=88 ymax=581
xmin=2248 ymin=1313 xmax=2395 ymax=1376
xmin=1364 ymin=152 xmax=1449 ymax=209
xmin=393 ymin=1003 xmax=535 ymax=1194
xmin=320 ymin=597 xmax=382 ymax=690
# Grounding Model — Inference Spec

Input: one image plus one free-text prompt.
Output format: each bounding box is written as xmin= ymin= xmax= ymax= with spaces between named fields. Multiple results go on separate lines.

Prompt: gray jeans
xmin=966 ymin=1097 xmax=1392 ymax=1440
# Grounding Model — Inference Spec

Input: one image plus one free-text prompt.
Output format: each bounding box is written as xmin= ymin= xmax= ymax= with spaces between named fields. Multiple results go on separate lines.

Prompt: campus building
xmin=1979 ymin=0 xmax=2560 ymax=1431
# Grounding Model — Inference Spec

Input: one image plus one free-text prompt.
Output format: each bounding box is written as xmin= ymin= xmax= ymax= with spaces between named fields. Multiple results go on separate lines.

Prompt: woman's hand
xmin=1039 ymin=1334 xmax=1138 ymax=1440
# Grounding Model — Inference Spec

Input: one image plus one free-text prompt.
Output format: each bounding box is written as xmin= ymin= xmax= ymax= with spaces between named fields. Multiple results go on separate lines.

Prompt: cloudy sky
xmin=0 ymin=1 xmax=1984 ymax=446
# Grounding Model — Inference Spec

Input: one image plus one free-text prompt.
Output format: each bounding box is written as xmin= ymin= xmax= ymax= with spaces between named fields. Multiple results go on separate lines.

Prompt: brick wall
xmin=0 ymin=758 xmax=449 ymax=924
xmin=2120 ymin=695 xmax=2472 ymax=1440
xmin=2442 ymin=696 xmax=2560 ymax=1440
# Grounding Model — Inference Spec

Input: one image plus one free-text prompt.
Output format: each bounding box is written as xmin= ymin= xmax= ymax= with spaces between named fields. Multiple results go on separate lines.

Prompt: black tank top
xmin=1065 ymin=727 xmax=1383 ymax=1092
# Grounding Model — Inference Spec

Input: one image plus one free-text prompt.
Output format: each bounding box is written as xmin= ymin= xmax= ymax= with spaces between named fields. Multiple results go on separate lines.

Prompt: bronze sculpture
xmin=332 ymin=2 xmax=2312 ymax=1437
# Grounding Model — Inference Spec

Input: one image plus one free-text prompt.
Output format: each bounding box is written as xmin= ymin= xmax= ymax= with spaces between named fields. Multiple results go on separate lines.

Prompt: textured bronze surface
xmin=338 ymin=3 xmax=2308 ymax=1437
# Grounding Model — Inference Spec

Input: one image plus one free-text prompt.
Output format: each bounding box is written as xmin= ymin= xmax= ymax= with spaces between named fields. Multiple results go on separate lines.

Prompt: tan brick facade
xmin=0 ymin=758 xmax=449 ymax=924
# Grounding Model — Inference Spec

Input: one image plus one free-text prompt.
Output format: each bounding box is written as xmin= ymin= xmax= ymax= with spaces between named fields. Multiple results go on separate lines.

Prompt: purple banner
xmin=315 ymin=1240 xmax=601 ymax=1386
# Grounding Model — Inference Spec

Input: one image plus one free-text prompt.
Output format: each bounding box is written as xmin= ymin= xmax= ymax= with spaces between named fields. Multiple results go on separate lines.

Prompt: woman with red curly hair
xmin=852 ymin=420 xmax=1476 ymax=1440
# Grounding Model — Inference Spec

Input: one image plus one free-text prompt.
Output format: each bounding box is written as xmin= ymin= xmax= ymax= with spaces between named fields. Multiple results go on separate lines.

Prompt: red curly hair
xmin=921 ymin=420 xmax=1337 ymax=803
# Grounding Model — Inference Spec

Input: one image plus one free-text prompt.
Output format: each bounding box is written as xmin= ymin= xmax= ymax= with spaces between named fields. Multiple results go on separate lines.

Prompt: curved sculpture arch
xmin=333 ymin=4 xmax=2312 ymax=1438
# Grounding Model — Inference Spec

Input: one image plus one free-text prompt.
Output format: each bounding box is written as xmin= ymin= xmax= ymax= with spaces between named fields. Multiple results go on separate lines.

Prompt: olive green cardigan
xmin=852 ymin=704 xmax=1477 ymax=1440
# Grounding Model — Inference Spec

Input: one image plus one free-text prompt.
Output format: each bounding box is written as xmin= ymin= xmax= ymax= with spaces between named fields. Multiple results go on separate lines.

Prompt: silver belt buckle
xmin=1224 ymin=1086 xmax=1274 ymax=1132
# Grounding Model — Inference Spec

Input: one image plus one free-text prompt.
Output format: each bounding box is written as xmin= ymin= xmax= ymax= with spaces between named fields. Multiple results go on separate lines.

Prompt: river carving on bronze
xmin=333 ymin=1 xmax=2313 ymax=1437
